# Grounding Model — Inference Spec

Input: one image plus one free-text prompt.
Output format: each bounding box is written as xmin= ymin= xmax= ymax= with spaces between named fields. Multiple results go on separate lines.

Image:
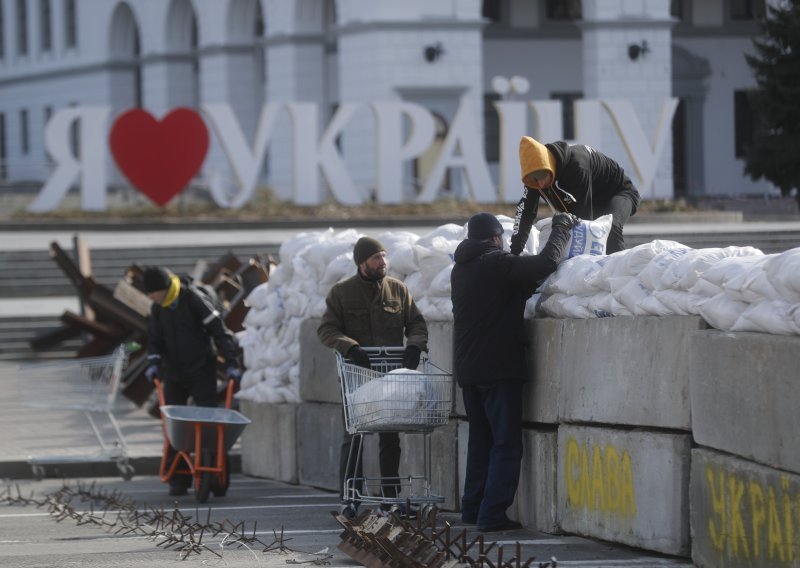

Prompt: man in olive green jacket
xmin=318 ymin=236 xmax=428 ymax=517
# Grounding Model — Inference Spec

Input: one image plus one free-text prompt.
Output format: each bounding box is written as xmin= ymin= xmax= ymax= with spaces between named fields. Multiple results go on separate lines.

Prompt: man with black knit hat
xmin=451 ymin=211 xmax=578 ymax=532
xmin=318 ymin=236 xmax=428 ymax=518
xmin=143 ymin=266 xmax=241 ymax=496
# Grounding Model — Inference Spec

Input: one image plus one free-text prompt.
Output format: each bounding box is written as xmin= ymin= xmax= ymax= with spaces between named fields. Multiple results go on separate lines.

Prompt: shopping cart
xmin=154 ymin=378 xmax=250 ymax=503
xmin=335 ymin=346 xmax=452 ymax=520
xmin=17 ymin=345 xmax=134 ymax=481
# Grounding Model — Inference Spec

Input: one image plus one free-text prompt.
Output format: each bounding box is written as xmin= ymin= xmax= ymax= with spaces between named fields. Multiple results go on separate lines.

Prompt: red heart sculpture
xmin=109 ymin=108 xmax=209 ymax=207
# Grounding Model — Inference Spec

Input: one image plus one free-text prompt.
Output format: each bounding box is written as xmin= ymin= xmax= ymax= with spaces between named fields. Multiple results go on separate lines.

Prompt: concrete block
xmin=426 ymin=320 xmax=453 ymax=374
xmin=690 ymin=330 xmax=800 ymax=474
xmin=691 ymin=448 xmax=800 ymax=568
xmin=240 ymin=400 xmax=298 ymax=484
xmin=296 ymin=402 xmax=344 ymax=492
xmin=298 ymin=317 xmax=341 ymax=404
xmin=558 ymin=316 xmax=703 ymax=429
xmin=457 ymin=420 xmax=468 ymax=512
xmin=557 ymin=424 xmax=691 ymax=556
xmin=400 ymin=422 xmax=459 ymax=511
xmin=524 ymin=318 xmax=566 ymax=424
xmin=512 ymin=428 xmax=560 ymax=533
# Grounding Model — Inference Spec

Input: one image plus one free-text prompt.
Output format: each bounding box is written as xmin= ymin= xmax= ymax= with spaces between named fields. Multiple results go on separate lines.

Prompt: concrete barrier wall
xmin=241 ymin=315 xmax=800 ymax=565
xmin=691 ymin=448 xmax=800 ymax=568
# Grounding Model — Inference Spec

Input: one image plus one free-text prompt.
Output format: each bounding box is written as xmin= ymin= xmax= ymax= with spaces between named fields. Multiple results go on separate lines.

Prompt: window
xmin=546 ymin=0 xmax=581 ymax=20
xmin=730 ymin=0 xmax=765 ymax=20
xmin=0 ymin=2 xmax=5 ymax=59
xmin=64 ymin=0 xmax=77 ymax=48
xmin=20 ymin=109 xmax=29 ymax=155
xmin=550 ymin=92 xmax=582 ymax=140
xmin=484 ymin=93 xmax=501 ymax=162
xmin=17 ymin=0 xmax=28 ymax=55
xmin=40 ymin=0 xmax=52 ymax=51
xmin=482 ymin=0 xmax=502 ymax=22
xmin=0 ymin=113 xmax=6 ymax=180
xmin=734 ymin=90 xmax=760 ymax=158
xmin=670 ymin=0 xmax=683 ymax=20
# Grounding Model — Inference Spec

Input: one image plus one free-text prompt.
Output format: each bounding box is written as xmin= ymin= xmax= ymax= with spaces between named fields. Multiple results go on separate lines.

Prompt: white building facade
xmin=0 ymin=0 xmax=778 ymax=211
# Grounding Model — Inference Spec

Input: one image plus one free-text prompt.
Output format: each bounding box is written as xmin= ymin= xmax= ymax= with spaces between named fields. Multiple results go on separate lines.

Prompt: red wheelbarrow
xmin=154 ymin=379 xmax=250 ymax=503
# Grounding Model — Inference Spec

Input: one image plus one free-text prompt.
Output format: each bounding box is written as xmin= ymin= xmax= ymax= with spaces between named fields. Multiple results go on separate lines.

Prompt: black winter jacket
xmin=510 ymin=141 xmax=640 ymax=255
xmin=451 ymin=225 xmax=572 ymax=386
xmin=147 ymin=279 xmax=239 ymax=382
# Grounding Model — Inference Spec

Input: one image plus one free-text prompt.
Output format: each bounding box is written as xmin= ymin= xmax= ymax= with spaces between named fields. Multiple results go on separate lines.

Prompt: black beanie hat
xmin=467 ymin=213 xmax=504 ymax=240
xmin=353 ymin=237 xmax=386 ymax=265
xmin=143 ymin=266 xmax=171 ymax=293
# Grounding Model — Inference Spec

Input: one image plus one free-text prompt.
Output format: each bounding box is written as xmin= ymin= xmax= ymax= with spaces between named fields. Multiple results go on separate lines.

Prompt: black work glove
xmin=347 ymin=345 xmax=371 ymax=369
xmin=551 ymin=212 xmax=581 ymax=230
xmin=403 ymin=345 xmax=421 ymax=370
xmin=145 ymin=364 xmax=159 ymax=384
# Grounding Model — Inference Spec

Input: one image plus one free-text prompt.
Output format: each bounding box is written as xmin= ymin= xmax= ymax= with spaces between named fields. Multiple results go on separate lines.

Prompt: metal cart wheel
xmin=211 ymin=454 xmax=230 ymax=497
xmin=31 ymin=464 xmax=45 ymax=481
xmin=117 ymin=462 xmax=135 ymax=481
xmin=196 ymin=453 xmax=213 ymax=503
xmin=419 ymin=503 xmax=436 ymax=524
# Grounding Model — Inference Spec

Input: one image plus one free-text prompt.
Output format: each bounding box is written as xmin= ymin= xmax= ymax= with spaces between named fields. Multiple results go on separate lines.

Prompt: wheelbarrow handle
xmin=154 ymin=378 xmax=236 ymax=410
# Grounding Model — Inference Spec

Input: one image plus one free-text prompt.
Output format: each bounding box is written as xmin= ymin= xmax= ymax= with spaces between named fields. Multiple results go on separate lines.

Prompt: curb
xmin=0 ymin=454 xmax=242 ymax=481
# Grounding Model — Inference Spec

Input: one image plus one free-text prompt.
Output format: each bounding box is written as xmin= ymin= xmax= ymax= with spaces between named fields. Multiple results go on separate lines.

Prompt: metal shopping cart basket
xmin=16 ymin=345 xmax=134 ymax=480
xmin=335 ymin=346 xmax=452 ymax=519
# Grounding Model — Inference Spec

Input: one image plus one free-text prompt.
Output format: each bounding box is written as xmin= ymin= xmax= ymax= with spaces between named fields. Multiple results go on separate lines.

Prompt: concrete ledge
xmin=298 ymin=318 xmax=341 ymax=404
xmin=296 ymin=402 xmax=345 ymax=492
xmin=525 ymin=318 xmax=566 ymax=424
xmin=691 ymin=447 xmax=800 ymax=568
xmin=512 ymin=428 xmax=560 ymax=533
xmin=690 ymin=330 xmax=800 ymax=474
xmin=557 ymin=424 xmax=691 ymax=556
xmin=558 ymin=316 xmax=702 ymax=429
xmin=240 ymin=400 xmax=298 ymax=483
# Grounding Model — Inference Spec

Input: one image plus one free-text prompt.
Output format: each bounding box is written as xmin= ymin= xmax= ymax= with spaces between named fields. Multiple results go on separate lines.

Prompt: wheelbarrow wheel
xmin=211 ymin=454 xmax=231 ymax=497
xmin=196 ymin=453 xmax=213 ymax=504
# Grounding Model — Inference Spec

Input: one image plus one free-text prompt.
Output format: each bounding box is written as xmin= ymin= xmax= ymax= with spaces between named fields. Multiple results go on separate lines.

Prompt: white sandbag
xmin=536 ymin=214 xmax=613 ymax=258
xmin=722 ymin=255 xmax=780 ymax=303
xmin=385 ymin=242 xmax=419 ymax=276
xmin=697 ymin=293 xmax=749 ymax=331
xmin=638 ymin=246 xmax=692 ymax=290
xmin=416 ymin=224 xmax=465 ymax=248
xmin=428 ymin=264 xmax=453 ymax=297
xmin=637 ymin=293 xmax=672 ymax=316
xmin=765 ymin=248 xmax=800 ymax=303
xmin=697 ymin=255 xmax=765 ymax=298
xmin=612 ymin=277 xmax=653 ymax=315
xmin=732 ymin=300 xmax=798 ymax=335
xmin=587 ymin=292 xmax=631 ymax=317
xmin=652 ymin=289 xmax=704 ymax=316
xmin=304 ymin=229 xmax=359 ymax=272
xmin=543 ymin=255 xmax=608 ymax=297
xmin=414 ymin=239 xmax=456 ymax=281
xmin=320 ymin=253 xmax=354 ymax=287
xmin=346 ymin=368 xmax=444 ymax=427
xmin=663 ymin=246 xmax=763 ymax=291
xmin=538 ymin=293 xmax=573 ymax=318
xmin=404 ymin=271 xmax=426 ymax=301
xmin=600 ymin=240 xmax=687 ymax=281
xmin=244 ymin=282 xmax=271 ymax=310
xmin=279 ymin=230 xmax=330 ymax=265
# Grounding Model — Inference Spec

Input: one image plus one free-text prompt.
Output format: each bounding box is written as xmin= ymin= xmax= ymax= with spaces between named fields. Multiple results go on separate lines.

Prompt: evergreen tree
xmin=744 ymin=0 xmax=800 ymax=202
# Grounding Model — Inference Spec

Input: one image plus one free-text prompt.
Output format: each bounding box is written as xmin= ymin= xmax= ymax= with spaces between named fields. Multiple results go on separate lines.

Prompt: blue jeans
xmin=461 ymin=380 xmax=523 ymax=527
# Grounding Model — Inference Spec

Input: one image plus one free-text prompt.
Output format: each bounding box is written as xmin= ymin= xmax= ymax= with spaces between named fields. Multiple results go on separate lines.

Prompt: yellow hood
xmin=519 ymin=136 xmax=556 ymax=186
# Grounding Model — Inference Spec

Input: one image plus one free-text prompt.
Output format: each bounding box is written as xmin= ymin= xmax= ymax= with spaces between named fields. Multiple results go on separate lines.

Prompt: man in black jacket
xmin=511 ymin=136 xmax=640 ymax=255
xmin=451 ymin=211 xmax=577 ymax=532
xmin=143 ymin=266 xmax=241 ymax=496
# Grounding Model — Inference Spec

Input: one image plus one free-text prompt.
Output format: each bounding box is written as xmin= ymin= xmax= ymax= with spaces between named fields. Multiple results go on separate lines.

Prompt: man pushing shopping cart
xmin=317 ymin=236 xmax=431 ymax=519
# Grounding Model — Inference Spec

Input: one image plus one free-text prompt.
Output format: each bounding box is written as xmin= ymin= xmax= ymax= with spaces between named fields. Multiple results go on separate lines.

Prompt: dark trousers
xmin=461 ymin=380 xmax=523 ymax=527
xmin=340 ymin=431 xmax=401 ymax=502
xmin=596 ymin=194 xmax=636 ymax=254
xmin=163 ymin=375 xmax=218 ymax=488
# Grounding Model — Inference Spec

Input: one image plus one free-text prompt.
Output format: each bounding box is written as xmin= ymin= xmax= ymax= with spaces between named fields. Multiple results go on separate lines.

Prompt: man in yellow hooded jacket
xmin=511 ymin=136 xmax=640 ymax=255
xmin=143 ymin=265 xmax=241 ymax=495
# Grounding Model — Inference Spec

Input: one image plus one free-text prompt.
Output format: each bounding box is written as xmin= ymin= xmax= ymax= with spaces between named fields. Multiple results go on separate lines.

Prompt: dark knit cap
xmin=143 ymin=266 xmax=172 ymax=293
xmin=467 ymin=213 xmax=504 ymax=240
xmin=353 ymin=237 xmax=386 ymax=265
